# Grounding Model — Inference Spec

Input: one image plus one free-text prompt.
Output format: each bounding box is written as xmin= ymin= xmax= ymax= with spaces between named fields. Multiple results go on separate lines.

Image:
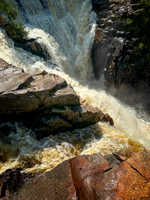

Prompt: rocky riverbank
xmin=92 ymin=0 xmax=150 ymax=87
xmin=0 ymin=149 xmax=149 ymax=199
xmin=0 ymin=58 xmax=114 ymax=139
xmin=92 ymin=0 xmax=131 ymax=82
xmin=92 ymin=0 xmax=150 ymax=113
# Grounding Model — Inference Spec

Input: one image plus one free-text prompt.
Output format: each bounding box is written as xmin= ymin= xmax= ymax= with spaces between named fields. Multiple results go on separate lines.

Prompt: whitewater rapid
xmin=0 ymin=0 xmax=149 ymax=173
xmin=9 ymin=0 xmax=96 ymax=82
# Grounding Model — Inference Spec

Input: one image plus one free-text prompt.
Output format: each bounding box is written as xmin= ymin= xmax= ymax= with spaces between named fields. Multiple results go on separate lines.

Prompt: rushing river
xmin=0 ymin=0 xmax=149 ymax=173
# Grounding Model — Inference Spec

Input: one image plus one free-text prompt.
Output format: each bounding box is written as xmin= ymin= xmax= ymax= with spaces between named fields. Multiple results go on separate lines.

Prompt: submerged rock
xmin=15 ymin=39 xmax=51 ymax=60
xmin=0 ymin=150 xmax=149 ymax=200
xmin=0 ymin=58 xmax=114 ymax=139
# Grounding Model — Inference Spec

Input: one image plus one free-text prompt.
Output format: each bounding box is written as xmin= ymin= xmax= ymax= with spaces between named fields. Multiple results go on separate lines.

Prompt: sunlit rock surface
xmin=0 ymin=58 xmax=114 ymax=139
xmin=0 ymin=150 xmax=149 ymax=200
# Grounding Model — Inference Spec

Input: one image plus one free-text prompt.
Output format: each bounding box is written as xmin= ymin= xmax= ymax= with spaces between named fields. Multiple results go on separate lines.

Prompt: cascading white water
xmin=0 ymin=0 xmax=149 ymax=173
xmin=8 ymin=0 xmax=96 ymax=82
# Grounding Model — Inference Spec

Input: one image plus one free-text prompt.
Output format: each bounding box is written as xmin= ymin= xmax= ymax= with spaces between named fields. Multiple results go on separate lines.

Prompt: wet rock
xmin=94 ymin=28 xmax=104 ymax=44
xmin=10 ymin=162 xmax=77 ymax=200
xmin=91 ymin=0 xmax=130 ymax=81
xmin=0 ymin=15 xmax=49 ymax=60
xmin=44 ymin=85 xmax=79 ymax=107
xmin=4 ymin=150 xmax=150 ymax=200
xmin=15 ymin=39 xmax=51 ymax=60
xmin=0 ymin=59 xmax=68 ymax=114
xmin=92 ymin=0 xmax=150 ymax=95
xmin=0 ymin=59 xmax=114 ymax=139
xmin=33 ymin=98 xmax=114 ymax=139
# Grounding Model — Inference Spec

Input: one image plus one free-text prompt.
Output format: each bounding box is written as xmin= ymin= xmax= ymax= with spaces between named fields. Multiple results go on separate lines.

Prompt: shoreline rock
xmin=15 ymin=39 xmax=51 ymax=60
xmin=0 ymin=150 xmax=149 ymax=199
xmin=0 ymin=58 xmax=114 ymax=139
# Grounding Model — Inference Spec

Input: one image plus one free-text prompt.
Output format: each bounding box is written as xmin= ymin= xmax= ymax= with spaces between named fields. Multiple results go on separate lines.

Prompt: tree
xmin=0 ymin=0 xmax=27 ymax=43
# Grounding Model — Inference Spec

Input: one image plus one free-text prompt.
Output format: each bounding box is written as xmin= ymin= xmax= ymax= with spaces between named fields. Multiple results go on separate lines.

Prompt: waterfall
xmin=0 ymin=0 xmax=149 ymax=173
xmin=8 ymin=0 xmax=96 ymax=82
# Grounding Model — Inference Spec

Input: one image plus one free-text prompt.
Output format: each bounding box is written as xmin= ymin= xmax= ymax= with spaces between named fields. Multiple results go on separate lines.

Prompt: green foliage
xmin=0 ymin=0 xmax=17 ymax=20
xmin=0 ymin=0 xmax=27 ymax=42
xmin=126 ymin=0 xmax=150 ymax=64
xmin=6 ymin=21 xmax=27 ymax=42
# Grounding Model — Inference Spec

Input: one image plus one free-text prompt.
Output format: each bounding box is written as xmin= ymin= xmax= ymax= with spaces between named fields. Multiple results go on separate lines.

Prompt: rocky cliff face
xmin=92 ymin=0 xmax=150 ymax=112
xmin=0 ymin=58 xmax=114 ymax=139
xmin=92 ymin=0 xmax=131 ymax=82
xmin=92 ymin=0 xmax=150 ymax=88
xmin=0 ymin=150 xmax=149 ymax=199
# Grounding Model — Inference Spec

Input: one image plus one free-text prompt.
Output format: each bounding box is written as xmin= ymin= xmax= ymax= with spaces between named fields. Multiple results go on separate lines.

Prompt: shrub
xmin=0 ymin=0 xmax=27 ymax=42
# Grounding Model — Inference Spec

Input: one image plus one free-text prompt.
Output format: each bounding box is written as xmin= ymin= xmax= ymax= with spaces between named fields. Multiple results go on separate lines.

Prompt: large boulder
xmin=0 ymin=150 xmax=149 ymax=199
xmin=0 ymin=58 xmax=114 ymax=139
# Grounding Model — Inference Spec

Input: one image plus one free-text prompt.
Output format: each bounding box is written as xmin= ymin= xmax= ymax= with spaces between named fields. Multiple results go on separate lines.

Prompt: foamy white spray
xmin=0 ymin=27 xmax=150 ymax=149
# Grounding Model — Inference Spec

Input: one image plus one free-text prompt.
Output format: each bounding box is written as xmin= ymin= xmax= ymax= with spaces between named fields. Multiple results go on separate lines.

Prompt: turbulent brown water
xmin=0 ymin=0 xmax=149 ymax=174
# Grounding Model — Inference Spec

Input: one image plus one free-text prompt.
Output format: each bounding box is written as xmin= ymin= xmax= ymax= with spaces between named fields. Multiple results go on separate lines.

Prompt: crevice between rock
xmin=127 ymin=163 xmax=149 ymax=182
xmin=113 ymin=153 xmax=127 ymax=162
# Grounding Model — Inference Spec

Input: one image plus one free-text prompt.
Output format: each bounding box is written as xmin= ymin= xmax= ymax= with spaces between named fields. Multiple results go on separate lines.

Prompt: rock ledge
xmin=0 ymin=58 xmax=114 ymax=139
xmin=0 ymin=150 xmax=149 ymax=199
